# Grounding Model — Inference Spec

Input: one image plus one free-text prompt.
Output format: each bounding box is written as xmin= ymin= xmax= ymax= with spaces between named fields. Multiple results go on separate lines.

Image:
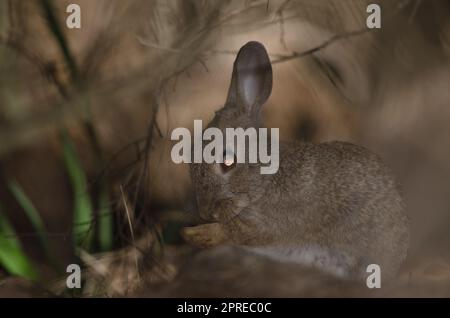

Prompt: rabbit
xmin=187 ymin=41 xmax=409 ymax=281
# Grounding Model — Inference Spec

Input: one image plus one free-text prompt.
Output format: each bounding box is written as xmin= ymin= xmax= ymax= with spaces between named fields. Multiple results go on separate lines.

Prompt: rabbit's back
xmin=252 ymin=141 xmax=409 ymax=279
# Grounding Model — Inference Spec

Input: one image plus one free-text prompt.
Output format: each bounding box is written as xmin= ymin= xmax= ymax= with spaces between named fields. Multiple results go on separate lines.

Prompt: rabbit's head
xmin=190 ymin=41 xmax=273 ymax=223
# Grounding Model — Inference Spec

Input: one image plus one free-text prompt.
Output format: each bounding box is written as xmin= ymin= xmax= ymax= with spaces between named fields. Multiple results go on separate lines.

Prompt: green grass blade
xmin=0 ymin=209 xmax=39 ymax=281
xmin=98 ymin=188 xmax=112 ymax=251
xmin=8 ymin=180 xmax=52 ymax=258
xmin=39 ymin=0 xmax=79 ymax=80
xmin=62 ymin=133 xmax=94 ymax=251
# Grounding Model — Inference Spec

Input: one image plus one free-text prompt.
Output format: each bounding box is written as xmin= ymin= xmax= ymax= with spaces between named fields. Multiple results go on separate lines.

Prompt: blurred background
xmin=0 ymin=0 xmax=450 ymax=297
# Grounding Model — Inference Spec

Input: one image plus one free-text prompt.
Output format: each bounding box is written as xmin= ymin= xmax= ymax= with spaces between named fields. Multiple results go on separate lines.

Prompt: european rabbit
xmin=188 ymin=41 xmax=409 ymax=280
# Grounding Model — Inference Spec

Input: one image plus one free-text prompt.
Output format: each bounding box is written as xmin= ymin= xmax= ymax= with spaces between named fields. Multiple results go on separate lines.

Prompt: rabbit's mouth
xmin=214 ymin=200 xmax=256 ymax=227
xmin=196 ymin=200 xmax=220 ymax=223
xmin=197 ymin=197 xmax=245 ymax=225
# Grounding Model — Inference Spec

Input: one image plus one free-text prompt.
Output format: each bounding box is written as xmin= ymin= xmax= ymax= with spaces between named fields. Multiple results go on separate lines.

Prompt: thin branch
xmin=271 ymin=29 xmax=369 ymax=64
xmin=119 ymin=185 xmax=140 ymax=280
xmin=270 ymin=0 xmax=412 ymax=64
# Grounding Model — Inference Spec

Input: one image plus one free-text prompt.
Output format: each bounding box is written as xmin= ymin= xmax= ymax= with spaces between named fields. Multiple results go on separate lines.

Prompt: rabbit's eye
xmin=220 ymin=151 xmax=236 ymax=173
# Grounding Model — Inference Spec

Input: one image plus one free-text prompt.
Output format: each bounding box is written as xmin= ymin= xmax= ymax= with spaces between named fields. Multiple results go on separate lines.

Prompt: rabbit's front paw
xmin=181 ymin=223 xmax=230 ymax=248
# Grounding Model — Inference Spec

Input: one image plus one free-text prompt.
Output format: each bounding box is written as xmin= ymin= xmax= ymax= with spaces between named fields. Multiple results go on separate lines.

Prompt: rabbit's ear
xmin=226 ymin=41 xmax=272 ymax=118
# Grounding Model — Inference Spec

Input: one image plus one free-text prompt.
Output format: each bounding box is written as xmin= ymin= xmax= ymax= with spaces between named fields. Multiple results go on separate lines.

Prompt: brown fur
xmin=189 ymin=42 xmax=409 ymax=280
